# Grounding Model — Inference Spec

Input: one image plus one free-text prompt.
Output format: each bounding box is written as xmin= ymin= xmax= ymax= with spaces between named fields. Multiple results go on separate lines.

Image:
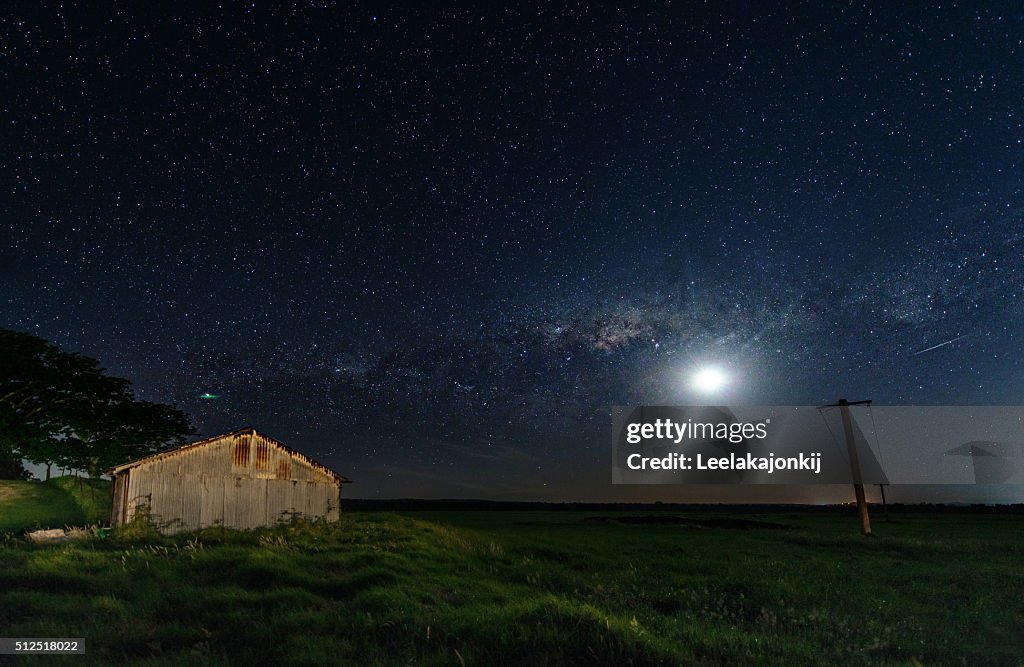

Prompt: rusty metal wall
xmin=113 ymin=431 xmax=341 ymax=533
xmin=144 ymin=431 xmax=331 ymax=482
xmin=110 ymin=473 xmax=127 ymax=526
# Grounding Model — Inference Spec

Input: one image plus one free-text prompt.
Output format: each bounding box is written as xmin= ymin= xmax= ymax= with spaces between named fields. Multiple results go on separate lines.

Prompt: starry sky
xmin=3 ymin=2 xmax=1022 ymax=502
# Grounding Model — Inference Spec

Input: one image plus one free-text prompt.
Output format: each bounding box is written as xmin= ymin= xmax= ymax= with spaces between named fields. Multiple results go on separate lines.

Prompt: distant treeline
xmin=340 ymin=498 xmax=1024 ymax=514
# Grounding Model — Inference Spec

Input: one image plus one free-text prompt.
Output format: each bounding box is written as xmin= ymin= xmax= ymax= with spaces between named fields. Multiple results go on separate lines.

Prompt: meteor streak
xmin=912 ymin=335 xmax=967 ymax=356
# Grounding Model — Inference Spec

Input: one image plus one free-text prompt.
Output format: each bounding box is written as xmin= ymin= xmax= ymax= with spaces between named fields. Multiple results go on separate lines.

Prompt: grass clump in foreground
xmin=0 ymin=510 xmax=1021 ymax=666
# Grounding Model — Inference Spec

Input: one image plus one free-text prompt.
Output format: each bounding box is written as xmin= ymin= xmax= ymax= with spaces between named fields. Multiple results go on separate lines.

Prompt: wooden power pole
xmin=832 ymin=398 xmax=872 ymax=535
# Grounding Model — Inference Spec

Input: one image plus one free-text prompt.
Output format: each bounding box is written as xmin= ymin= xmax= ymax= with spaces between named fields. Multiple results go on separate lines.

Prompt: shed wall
xmin=112 ymin=431 xmax=341 ymax=533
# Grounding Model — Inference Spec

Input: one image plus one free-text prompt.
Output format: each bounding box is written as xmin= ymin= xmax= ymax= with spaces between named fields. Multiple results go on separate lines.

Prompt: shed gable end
xmin=132 ymin=432 xmax=334 ymax=483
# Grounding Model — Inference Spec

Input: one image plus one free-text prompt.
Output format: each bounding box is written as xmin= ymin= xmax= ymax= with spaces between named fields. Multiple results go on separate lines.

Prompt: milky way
xmin=2 ymin=3 xmax=1022 ymax=500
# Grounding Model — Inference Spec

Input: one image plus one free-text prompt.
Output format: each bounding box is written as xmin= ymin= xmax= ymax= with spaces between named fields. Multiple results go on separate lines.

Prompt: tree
xmin=0 ymin=328 xmax=195 ymax=476
xmin=0 ymin=456 xmax=30 ymax=480
xmin=0 ymin=405 xmax=31 ymax=479
xmin=74 ymin=399 xmax=195 ymax=478
xmin=0 ymin=403 xmax=29 ymax=463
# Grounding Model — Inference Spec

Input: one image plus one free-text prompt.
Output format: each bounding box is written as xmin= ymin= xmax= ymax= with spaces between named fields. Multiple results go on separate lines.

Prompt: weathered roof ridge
xmin=109 ymin=426 xmax=351 ymax=483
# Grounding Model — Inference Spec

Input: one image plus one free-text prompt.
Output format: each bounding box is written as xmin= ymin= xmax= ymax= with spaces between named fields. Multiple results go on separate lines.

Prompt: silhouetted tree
xmin=0 ymin=328 xmax=195 ymax=477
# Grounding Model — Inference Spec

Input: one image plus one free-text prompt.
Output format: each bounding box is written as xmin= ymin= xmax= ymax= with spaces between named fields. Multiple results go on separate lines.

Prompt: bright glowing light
xmin=692 ymin=367 xmax=727 ymax=393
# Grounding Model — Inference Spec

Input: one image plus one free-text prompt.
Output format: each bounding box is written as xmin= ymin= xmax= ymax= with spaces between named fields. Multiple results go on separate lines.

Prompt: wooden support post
xmin=838 ymin=399 xmax=871 ymax=535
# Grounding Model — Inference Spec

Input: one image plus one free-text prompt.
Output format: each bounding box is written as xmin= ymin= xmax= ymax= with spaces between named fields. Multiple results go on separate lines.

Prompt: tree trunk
xmin=46 ymin=462 xmax=52 ymax=480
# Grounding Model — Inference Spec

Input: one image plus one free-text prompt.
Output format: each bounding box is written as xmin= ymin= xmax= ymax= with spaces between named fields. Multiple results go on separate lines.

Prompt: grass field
xmin=1 ymin=485 xmax=1022 ymax=665
xmin=0 ymin=478 xmax=111 ymax=533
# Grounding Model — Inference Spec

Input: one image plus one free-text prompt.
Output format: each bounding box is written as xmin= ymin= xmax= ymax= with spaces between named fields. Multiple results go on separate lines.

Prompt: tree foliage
xmin=0 ymin=328 xmax=195 ymax=477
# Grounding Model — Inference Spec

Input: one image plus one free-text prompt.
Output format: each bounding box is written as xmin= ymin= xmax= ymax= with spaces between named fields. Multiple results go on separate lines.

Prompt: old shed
xmin=110 ymin=427 xmax=350 ymax=534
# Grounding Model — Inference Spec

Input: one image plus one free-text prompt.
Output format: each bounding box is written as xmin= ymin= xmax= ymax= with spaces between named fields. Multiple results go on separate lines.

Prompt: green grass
xmin=0 ymin=509 xmax=1021 ymax=665
xmin=0 ymin=477 xmax=111 ymax=532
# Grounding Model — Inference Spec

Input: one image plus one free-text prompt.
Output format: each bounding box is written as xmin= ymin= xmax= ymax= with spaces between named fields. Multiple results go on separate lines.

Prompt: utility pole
xmin=825 ymin=398 xmax=872 ymax=535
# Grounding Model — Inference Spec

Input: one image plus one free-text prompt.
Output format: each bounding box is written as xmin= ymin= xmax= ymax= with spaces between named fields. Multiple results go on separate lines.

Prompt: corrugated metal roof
xmin=109 ymin=426 xmax=352 ymax=483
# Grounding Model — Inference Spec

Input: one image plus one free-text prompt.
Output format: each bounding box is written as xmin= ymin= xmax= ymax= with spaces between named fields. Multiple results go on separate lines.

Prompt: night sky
xmin=3 ymin=3 xmax=1022 ymax=502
